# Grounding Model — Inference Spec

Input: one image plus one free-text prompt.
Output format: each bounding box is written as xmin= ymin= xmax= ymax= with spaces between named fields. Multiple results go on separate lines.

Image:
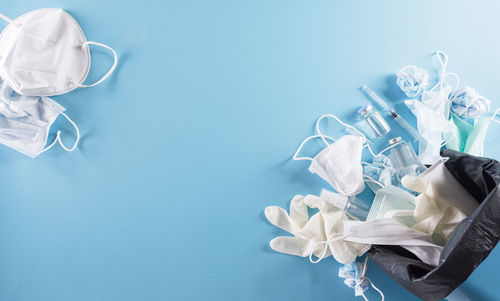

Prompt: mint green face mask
xmin=444 ymin=113 xmax=496 ymax=157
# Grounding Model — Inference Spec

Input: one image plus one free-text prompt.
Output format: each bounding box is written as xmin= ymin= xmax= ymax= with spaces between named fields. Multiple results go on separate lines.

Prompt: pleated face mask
xmin=293 ymin=114 xmax=369 ymax=196
xmin=0 ymin=78 xmax=79 ymax=157
xmin=0 ymin=8 xmax=117 ymax=96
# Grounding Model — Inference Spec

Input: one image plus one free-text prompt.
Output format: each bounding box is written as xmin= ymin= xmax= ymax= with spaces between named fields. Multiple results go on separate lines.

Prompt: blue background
xmin=1 ymin=0 xmax=499 ymax=300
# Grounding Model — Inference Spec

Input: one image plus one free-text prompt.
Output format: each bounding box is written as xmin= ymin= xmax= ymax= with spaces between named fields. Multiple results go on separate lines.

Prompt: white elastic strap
xmin=429 ymin=50 xmax=460 ymax=94
xmin=362 ymin=161 xmax=388 ymax=169
xmin=434 ymin=50 xmax=448 ymax=78
xmin=293 ymin=134 xmax=336 ymax=161
xmin=363 ymin=175 xmax=384 ymax=188
xmin=363 ymin=144 xmax=377 ymax=157
xmin=441 ymin=134 xmax=456 ymax=148
xmin=374 ymin=141 xmax=402 ymax=157
xmin=359 ymin=257 xmax=385 ymax=301
xmin=0 ymin=13 xmax=15 ymax=24
xmin=316 ymin=114 xmax=366 ymax=146
xmin=73 ymin=41 xmax=118 ymax=88
xmin=39 ymin=112 xmax=80 ymax=154
xmin=308 ymin=234 xmax=351 ymax=263
xmin=488 ymin=108 xmax=500 ymax=124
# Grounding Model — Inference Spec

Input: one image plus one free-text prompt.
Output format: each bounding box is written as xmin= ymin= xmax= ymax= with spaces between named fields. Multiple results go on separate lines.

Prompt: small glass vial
xmin=388 ymin=137 xmax=426 ymax=181
xmin=344 ymin=196 xmax=371 ymax=221
xmin=357 ymin=103 xmax=391 ymax=138
xmin=321 ymin=189 xmax=370 ymax=221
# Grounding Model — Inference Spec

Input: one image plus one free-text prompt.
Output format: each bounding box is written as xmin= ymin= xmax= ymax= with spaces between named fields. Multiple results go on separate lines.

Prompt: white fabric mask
xmin=293 ymin=114 xmax=369 ymax=196
xmin=342 ymin=219 xmax=444 ymax=266
xmin=0 ymin=8 xmax=117 ymax=96
xmin=0 ymin=78 xmax=79 ymax=157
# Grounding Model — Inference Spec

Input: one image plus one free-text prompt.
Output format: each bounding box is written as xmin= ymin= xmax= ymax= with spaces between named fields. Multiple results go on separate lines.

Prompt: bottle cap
xmin=357 ymin=103 xmax=373 ymax=116
xmin=388 ymin=136 xmax=402 ymax=145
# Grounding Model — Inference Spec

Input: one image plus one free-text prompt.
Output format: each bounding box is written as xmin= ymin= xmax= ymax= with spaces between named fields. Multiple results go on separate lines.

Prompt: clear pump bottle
xmin=357 ymin=103 xmax=391 ymax=138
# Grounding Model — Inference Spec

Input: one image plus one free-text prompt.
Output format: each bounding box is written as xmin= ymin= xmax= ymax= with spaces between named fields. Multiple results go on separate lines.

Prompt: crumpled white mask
xmin=396 ymin=65 xmax=429 ymax=98
xmin=0 ymin=8 xmax=117 ymax=96
xmin=293 ymin=114 xmax=369 ymax=196
xmin=450 ymin=86 xmax=491 ymax=120
xmin=0 ymin=77 xmax=79 ymax=157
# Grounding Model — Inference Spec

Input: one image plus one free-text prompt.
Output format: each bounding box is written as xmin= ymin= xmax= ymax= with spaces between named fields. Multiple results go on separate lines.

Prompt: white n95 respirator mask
xmin=0 ymin=78 xmax=79 ymax=157
xmin=0 ymin=8 xmax=117 ymax=96
xmin=293 ymin=114 xmax=369 ymax=196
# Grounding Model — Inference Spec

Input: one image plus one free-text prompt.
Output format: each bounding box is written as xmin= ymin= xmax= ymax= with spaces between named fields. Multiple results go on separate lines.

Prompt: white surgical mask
xmin=0 ymin=8 xmax=117 ymax=96
xmin=293 ymin=114 xmax=370 ymax=196
xmin=0 ymin=78 xmax=79 ymax=157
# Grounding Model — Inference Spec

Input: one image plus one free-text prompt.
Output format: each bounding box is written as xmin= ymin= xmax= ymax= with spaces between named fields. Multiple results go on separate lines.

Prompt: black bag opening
xmin=368 ymin=149 xmax=500 ymax=301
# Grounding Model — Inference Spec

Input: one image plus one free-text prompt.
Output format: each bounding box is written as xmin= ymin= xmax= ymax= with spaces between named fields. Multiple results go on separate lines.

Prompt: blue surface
xmin=0 ymin=1 xmax=499 ymax=300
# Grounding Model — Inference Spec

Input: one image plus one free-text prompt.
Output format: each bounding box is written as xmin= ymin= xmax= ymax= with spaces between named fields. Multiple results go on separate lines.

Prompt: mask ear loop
xmin=358 ymin=256 xmax=385 ymax=301
xmin=441 ymin=134 xmax=456 ymax=148
xmin=429 ymin=51 xmax=460 ymax=96
xmin=293 ymin=134 xmax=336 ymax=161
xmin=0 ymin=13 xmax=15 ymax=24
xmin=72 ymin=41 xmax=118 ymax=88
xmin=373 ymin=141 xmax=403 ymax=158
xmin=315 ymin=114 xmax=367 ymax=146
xmin=363 ymin=174 xmax=384 ymax=188
xmin=39 ymin=112 xmax=80 ymax=154
xmin=308 ymin=233 xmax=351 ymax=263
xmin=488 ymin=108 xmax=500 ymax=125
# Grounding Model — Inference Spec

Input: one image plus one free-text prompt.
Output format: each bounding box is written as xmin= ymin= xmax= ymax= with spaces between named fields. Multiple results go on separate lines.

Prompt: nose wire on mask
xmin=71 ymin=41 xmax=118 ymax=88
xmin=38 ymin=111 xmax=80 ymax=155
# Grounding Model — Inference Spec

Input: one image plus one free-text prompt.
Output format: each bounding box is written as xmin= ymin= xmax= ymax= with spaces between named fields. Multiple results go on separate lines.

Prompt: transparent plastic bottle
xmin=357 ymin=103 xmax=391 ymax=138
xmin=388 ymin=137 xmax=426 ymax=181
xmin=321 ymin=189 xmax=370 ymax=221
xmin=344 ymin=196 xmax=371 ymax=221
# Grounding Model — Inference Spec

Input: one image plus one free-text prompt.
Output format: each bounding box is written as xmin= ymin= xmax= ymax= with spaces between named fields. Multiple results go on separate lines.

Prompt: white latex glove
xmin=402 ymin=175 xmax=467 ymax=242
xmin=265 ymin=194 xmax=370 ymax=264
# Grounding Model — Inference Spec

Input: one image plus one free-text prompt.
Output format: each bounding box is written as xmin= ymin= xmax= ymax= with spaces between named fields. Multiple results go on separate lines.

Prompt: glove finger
xmin=270 ymin=236 xmax=310 ymax=257
xmin=265 ymin=206 xmax=296 ymax=234
xmin=289 ymin=195 xmax=308 ymax=229
xmin=401 ymin=175 xmax=427 ymax=193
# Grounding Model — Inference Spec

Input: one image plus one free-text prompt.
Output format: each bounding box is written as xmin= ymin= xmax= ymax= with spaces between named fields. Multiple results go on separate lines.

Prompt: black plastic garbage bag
xmin=368 ymin=149 xmax=500 ymax=301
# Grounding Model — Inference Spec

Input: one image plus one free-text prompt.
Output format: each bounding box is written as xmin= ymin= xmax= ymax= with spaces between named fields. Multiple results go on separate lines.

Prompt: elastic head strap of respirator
xmin=0 ymin=13 xmax=15 ymax=24
xmin=39 ymin=112 xmax=80 ymax=155
xmin=315 ymin=114 xmax=366 ymax=146
xmin=315 ymin=114 xmax=379 ymax=158
xmin=72 ymin=41 xmax=118 ymax=88
xmin=293 ymin=134 xmax=336 ymax=161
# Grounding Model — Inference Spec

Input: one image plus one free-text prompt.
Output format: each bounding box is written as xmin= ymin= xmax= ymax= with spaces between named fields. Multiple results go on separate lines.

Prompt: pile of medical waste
xmin=0 ymin=9 xmax=117 ymax=158
xmin=265 ymin=51 xmax=500 ymax=301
